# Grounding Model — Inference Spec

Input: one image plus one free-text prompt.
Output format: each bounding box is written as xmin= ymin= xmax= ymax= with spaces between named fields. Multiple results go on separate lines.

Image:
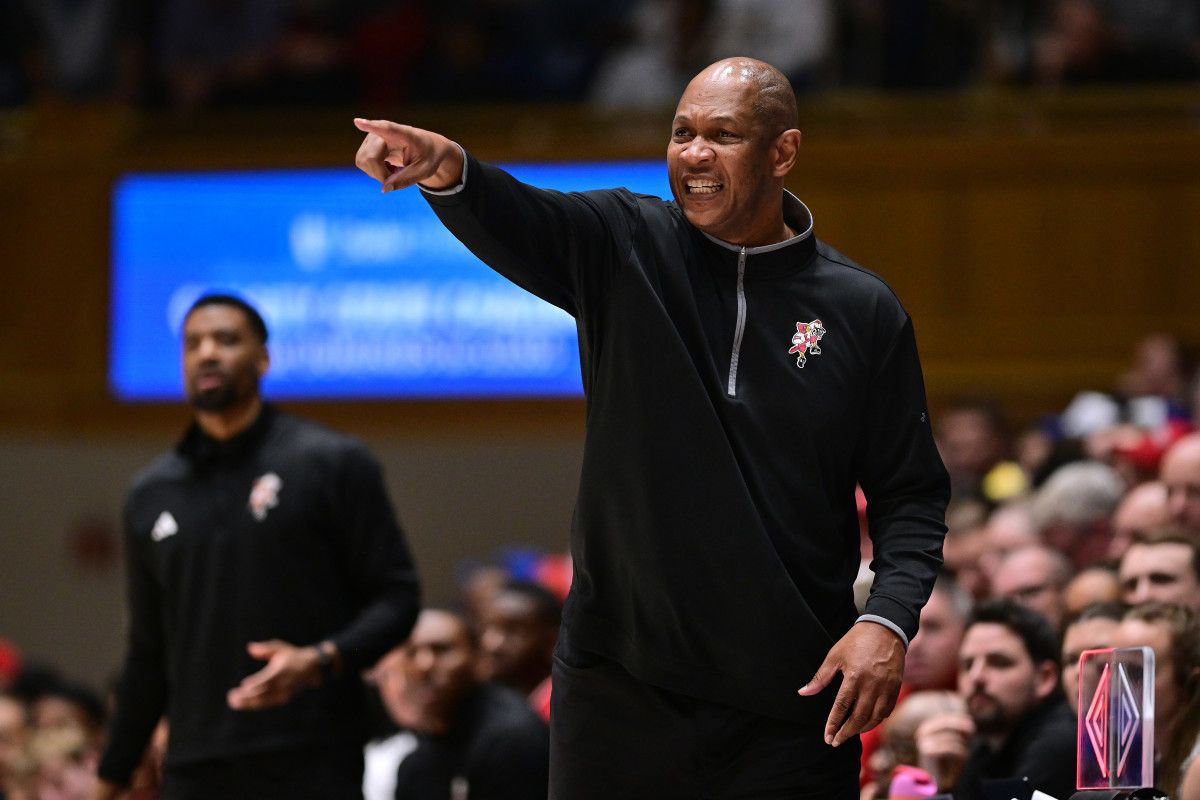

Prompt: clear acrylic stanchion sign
xmin=1076 ymin=646 xmax=1155 ymax=790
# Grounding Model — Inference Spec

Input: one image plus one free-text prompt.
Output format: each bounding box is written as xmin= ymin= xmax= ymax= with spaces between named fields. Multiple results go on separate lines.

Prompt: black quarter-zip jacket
xmin=422 ymin=153 xmax=949 ymax=723
xmin=97 ymin=406 xmax=421 ymax=784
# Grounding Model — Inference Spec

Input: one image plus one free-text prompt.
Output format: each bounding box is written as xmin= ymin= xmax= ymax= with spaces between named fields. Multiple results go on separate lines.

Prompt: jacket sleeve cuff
xmin=855 ymin=614 xmax=910 ymax=649
xmin=417 ymin=144 xmax=468 ymax=196
xmin=863 ymin=591 xmax=921 ymax=642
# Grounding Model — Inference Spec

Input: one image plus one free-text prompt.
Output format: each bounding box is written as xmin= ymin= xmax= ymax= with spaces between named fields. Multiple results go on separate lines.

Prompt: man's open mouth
xmin=686 ymin=180 xmax=723 ymax=195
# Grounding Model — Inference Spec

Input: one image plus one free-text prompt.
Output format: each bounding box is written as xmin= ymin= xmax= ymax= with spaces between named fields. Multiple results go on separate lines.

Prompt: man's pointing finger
xmin=354 ymin=118 xmax=398 ymax=138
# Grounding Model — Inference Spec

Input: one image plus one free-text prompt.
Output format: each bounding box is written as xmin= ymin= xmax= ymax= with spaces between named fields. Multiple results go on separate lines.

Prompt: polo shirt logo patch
xmin=151 ymin=511 xmax=178 ymax=542
xmin=788 ymin=319 xmax=826 ymax=368
xmin=248 ymin=472 xmax=283 ymax=521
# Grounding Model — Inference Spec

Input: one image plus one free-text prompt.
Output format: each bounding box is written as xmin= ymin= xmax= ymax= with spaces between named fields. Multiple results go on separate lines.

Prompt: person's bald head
xmin=683 ymin=58 xmax=798 ymax=139
xmin=1063 ymin=565 xmax=1121 ymax=618
xmin=1161 ymin=433 xmax=1200 ymax=531
xmin=669 ymin=57 xmax=801 ymax=247
xmin=1109 ymin=481 xmax=1170 ymax=558
xmin=979 ymin=501 xmax=1039 ymax=579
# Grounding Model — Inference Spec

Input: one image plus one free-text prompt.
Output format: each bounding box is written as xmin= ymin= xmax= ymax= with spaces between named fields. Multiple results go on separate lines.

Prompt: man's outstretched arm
xmin=351 ymin=116 xmax=637 ymax=318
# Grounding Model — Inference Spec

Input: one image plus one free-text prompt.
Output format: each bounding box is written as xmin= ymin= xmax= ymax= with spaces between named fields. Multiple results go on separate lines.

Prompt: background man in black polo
xmin=95 ymin=294 xmax=421 ymax=800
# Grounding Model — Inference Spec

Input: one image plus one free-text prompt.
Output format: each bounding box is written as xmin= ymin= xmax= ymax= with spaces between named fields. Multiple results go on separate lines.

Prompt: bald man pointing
xmin=355 ymin=58 xmax=949 ymax=799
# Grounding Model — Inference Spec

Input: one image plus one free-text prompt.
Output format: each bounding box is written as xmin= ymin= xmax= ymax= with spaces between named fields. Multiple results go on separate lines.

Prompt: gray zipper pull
xmin=726 ymin=247 xmax=748 ymax=397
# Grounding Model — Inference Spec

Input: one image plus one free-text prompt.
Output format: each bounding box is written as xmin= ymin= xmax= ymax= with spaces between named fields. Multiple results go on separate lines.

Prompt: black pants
xmin=549 ymin=650 xmax=860 ymax=800
xmin=162 ymin=743 xmax=364 ymax=800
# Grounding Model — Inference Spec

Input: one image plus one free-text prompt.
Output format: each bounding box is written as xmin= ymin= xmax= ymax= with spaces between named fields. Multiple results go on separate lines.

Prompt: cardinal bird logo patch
xmin=248 ymin=472 xmax=282 ymax=521
xmin=788 ymin=319 xmax=826 ymax=368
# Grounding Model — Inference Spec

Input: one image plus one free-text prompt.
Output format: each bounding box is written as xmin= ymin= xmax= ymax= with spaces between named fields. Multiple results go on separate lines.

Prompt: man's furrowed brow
xmin=673 ymin=113 xmax=744 ymax=128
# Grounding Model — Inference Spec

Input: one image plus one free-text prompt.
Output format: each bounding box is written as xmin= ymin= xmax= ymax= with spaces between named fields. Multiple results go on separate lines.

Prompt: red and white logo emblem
xmin=788 ymin=319 xmax=826 ymax=368
xmin=248 ymin=472 xmax=282 ymax=521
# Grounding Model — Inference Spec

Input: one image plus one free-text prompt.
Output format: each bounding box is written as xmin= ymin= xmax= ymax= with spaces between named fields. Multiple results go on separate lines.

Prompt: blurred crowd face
xmin=1035 ymin=0 xmax=1108 ymax=82
xmin=979 ymin=504 xmax=1039 ymax=578
xmin=31 ymin=696 xmax=97 ymax=747
xmin=990 ymin=547 xmax=1066 ymax=631
xmin=906 ymin=589 xmax=966 ymax=691
xmin=1119 ymin=542 xmax=1200 ymax=610
xmin=182 ymin=304 xmax=267 ymax=412
xmin=1060 ymin=616 xmax=1119 ymax=712
xmin=26 ymin=725 xmax=96 ymax=800
xmin=1161 ymin=435 xmax=1200 ymax=530
xmin=477 ymin=590 xmax=556 ymax=694
xmin=937 ymin=408 xmax=1005 ymax=484
xmin=1109 ymin=481 xmax=1170 ymax=559
xmin=396 ymin=610 xmax=477 ymax=731
xmin=1062 ymin=568 xmax=1121 ymax=619
xmin=882 ymin=690 xmax=967 ymax=773
xmin=1015 ymin=428 xmax=1054 ymax=479
xmin=958 ymin=623 xmax=1056 ymax=738
xmin=941 ymin=501 xmax=989 ymax=598
xmin=942 ymin=526 xmax=989 ymax=599
xmin=461 ymin=565 xmax=509 ymax=627
xmin=0 ymin=695 xmax=26 ymax=784
xmin=1112 ymin=618 xmax=1180 ymax=744
xmin=1041 ymin=516 xmax=1112 ymax=574
xmin=1120 ymin=334 xmax=1186 ymax=400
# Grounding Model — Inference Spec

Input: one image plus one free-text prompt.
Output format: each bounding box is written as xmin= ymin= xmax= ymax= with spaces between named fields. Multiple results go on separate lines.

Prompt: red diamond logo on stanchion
xmin=1085 ymin=662 xmax=1111 ymax=779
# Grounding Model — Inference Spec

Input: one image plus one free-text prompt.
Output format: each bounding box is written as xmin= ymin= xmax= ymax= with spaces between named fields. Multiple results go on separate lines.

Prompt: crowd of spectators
xmin=3 ymin=329 xmax=1200 ymax=798
xmin=0 ymin=651 xmax=123 ymax=800
xmin=1 ymin=0 xmax=1197 ymax=112
xmin=858 ymin=330 xmax=1200 ymax=799
xmin=0 ymin=566 xmax=567 ymax=800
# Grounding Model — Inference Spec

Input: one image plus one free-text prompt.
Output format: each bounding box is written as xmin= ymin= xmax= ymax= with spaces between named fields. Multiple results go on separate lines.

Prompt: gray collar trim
xmin=699 ymin=191 xmax=814 ymax=254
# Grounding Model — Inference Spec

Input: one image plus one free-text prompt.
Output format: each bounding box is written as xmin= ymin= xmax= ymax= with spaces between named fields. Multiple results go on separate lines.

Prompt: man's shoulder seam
xmin=128 ymin=450 xmax=187 ymax=492
xmin=816 ymin=246 xmax=904 ymax=304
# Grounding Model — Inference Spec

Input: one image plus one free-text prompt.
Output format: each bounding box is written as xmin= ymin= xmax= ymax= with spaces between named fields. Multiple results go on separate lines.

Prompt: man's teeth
xmin=688 ymin=182 xmax=722 ymax=194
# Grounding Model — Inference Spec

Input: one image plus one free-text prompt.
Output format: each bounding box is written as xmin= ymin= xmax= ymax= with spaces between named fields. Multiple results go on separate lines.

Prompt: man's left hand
xmin=797 ymin=622 xmax=906 ymax=748
xmin=226 ymin=640 xmax=321 ymax=711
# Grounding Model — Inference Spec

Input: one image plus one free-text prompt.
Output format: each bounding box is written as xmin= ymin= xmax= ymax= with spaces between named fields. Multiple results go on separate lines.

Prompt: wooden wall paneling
xmin=1 ymin=99 xmax=1199 ymax=434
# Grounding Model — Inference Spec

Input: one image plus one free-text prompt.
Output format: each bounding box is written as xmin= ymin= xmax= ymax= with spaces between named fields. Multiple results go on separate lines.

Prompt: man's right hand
xmin=914 ymin=711 xmax=974 ymax=791
xmin=353 ymin=119 xmax=465 ymax=194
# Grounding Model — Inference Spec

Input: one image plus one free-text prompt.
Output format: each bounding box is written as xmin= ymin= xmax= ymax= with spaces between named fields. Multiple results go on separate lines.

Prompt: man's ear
xmin=773 ymin=129 xmax=801 ymax=178
xmin=257 ymin=345 xmax=270 ymax=380
xmin=1034 ymin=659 xmax=1060 ymax=701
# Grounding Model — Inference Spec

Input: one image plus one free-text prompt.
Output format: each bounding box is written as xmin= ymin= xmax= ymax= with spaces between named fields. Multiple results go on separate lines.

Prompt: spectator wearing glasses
xmin=989 ymin=545 xmax=1071 ymax=632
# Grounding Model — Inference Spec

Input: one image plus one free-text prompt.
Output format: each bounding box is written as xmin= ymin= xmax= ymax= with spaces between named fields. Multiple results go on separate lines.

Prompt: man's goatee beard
xmin=190 ymin=386 xmax=239 ymax=411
